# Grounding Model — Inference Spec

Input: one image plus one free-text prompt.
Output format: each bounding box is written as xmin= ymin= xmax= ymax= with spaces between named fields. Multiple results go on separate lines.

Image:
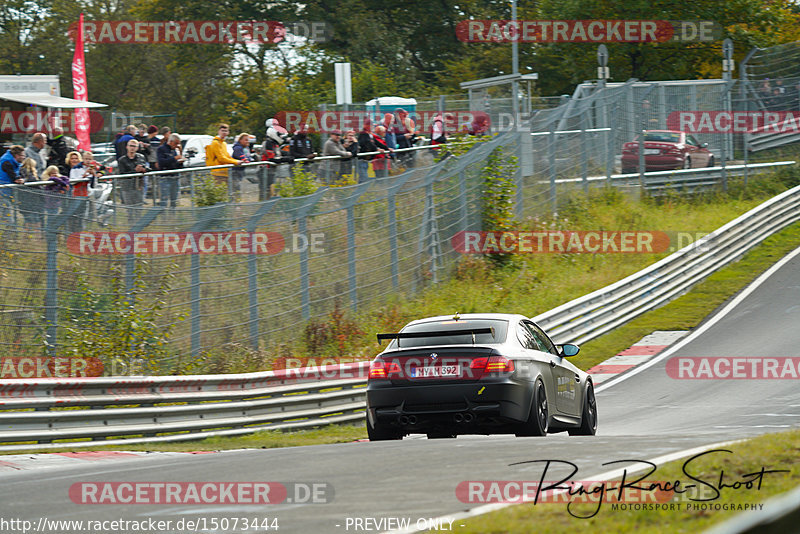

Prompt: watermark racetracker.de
xmin=68 ymin=20 xmax=332 ymax=43
xmin=69 ymin=481 xmax=332 ymax=505
xmin=455 ymin=20 xmax=722 ymax=43
xmin=451 ymin=230 xmax=712 ymax=255
xmin=274 ymin=110 xmax=491 ymax=134
xmin=67 ymin=232 xmax=326 ymax=255
xmin=667 ymin=110 xmax=800 ymax=134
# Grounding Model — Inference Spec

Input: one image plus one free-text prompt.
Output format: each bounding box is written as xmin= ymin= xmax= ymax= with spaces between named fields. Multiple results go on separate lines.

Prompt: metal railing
xmin=1 ymin=182 xmax=799 ymax=450
xmin=532 ymin=182 xmax=800 ymax=344
xmin=0 ymin=363 xmax=369 ymax=451
xmin=0 ymin=132 xmax=513 ymax=360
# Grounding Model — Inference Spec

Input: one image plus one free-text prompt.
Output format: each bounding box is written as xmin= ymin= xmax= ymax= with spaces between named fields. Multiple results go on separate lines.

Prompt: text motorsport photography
xmin=460 ymin=450 xmax=786 ymax=519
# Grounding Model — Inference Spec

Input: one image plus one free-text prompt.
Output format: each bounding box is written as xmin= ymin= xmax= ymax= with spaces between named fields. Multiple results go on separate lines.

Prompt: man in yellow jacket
xmin=205 ymin=123 xmax=241 ymax=183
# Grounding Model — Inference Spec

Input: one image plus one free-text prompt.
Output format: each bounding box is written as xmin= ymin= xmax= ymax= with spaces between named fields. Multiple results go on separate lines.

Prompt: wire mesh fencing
xmin=0 ymin=132 xmax=520 ymax=370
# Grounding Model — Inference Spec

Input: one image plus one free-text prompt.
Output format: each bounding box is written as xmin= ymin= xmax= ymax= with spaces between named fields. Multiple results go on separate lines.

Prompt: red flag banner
xmin=71 ymin=13 xmax=91 ymax=150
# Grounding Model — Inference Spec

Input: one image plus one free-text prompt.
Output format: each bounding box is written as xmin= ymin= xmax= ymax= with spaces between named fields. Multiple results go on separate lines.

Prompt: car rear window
xmin=643 ymin=132 xmax=681 ymax=143
xmin=390 ymin=319 xmax=509 ymax=348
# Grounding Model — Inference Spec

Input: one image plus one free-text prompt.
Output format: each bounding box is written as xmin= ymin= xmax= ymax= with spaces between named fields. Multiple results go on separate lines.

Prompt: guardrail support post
xmin=43 ymin=200 xmax=84 ymax=356
xmin=581 ymin=116 xmax=589 ymax=193
xmin=516 ymin=131 xmax=524 ymax=219
xmin=425 ymin=182 xmax=440 ymax=284
xmin=44 ymin=229 xmax=58 ymax=357
xmin=299 ymin=216 xmax=310 ymax=320
xmin=721 ymin=138 xmax=728 ymax=192
xmin=346 ymin=206 xmax=358 ymax=311
xmin=125 ymin=207 xmax=164 ymax=293
xmin=246 ymin=200 xmax=278 ymax=350
xmin=606 ymin=100 xmax=616 ymax=183
xmin=549 ymin=127 xmax=557 ymax=214
xmin=459 ymin=170 xmax=469 ymax=234
xmin=388 ymin=194 xmax=399 ymax=290
xmin=336 ymin=181 xmax=372 ymax=313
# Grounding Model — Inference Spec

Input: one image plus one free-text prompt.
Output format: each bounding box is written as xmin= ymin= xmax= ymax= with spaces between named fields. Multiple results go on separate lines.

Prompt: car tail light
xmin=368 ymin=360 xmax=387 ymax=379
xmin=470 ymin=356 xmax=515 ymax=374
xmin=470 ymin=357 xmax=488 ymax=370
xmin=486 ymin=356 xmax=515 ymax=373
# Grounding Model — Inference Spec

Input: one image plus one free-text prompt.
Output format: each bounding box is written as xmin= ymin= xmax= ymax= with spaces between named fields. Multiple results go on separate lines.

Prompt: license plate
xmin=644 ymin=149 xmax=660 ymax=155
xmin=411 ymin=366 xmax=458 ymax=378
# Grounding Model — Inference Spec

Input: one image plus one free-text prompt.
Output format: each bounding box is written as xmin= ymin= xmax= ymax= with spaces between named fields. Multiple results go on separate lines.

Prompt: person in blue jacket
xmin=0 ymin=145 xmax=25 ymax=224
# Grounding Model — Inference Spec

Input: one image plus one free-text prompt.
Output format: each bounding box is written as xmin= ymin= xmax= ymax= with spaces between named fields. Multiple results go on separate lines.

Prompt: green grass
xmin=458 ymin=428 xmax=800 ymax=533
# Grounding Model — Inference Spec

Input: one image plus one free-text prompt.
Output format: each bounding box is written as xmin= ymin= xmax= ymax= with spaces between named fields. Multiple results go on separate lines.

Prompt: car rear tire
xmin=366 ymin=420 xmax=403 ymax=441
xmin=569 ymin=382 xmax=598 ymax=436
xmin=682 ymin=157 xmax=691 ymax=169
xmin=621 ymin=167 xmax=634 ymax=174
xmin=707 ymin=156 xmax=715 ymax=167
xmin=516 ymin=378 xmax=548 ymax=437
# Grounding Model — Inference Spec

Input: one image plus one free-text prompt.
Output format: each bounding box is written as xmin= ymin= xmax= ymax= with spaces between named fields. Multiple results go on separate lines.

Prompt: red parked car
xmin=621 ymin=130 xmax=715 ymax=173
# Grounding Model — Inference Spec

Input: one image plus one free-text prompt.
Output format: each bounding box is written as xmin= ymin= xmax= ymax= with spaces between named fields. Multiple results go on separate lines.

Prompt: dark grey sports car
xmin=365 ymin=313 xmax=597 ymax=440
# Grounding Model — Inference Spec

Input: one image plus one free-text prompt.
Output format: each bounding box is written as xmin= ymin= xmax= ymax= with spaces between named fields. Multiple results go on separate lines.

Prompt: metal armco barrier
xmin=533 ymin=182 xmax=800 ymax=344
xmin=540 ymin=161 xmax=795 ymax=191
xmin=0 ymin=363 xmax=369 ymax=451
xmin=1 ymin=184 xmax=800 ymax=451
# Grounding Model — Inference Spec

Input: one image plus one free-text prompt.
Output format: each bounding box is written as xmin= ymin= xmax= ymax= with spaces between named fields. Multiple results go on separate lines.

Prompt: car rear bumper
xmin=621 ymin=154 xmax=684 ymax=170
xmin=366 ymin=379 xmax=532 ymax=433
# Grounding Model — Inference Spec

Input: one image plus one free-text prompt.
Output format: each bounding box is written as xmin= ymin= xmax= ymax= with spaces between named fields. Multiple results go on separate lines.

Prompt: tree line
xmin=2 ymin=0 xmax=798 ymax=137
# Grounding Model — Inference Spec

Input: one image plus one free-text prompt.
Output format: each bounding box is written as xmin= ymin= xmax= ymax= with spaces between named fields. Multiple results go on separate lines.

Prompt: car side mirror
xmin=559 ymin=343 xmax=580 ymax=357
xmin=701 ymin=143 xmax=708 ymax=148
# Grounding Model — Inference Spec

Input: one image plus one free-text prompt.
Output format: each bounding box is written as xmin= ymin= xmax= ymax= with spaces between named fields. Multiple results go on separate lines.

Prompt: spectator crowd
xmin=0 ymin=107 xmax=469 ymax=224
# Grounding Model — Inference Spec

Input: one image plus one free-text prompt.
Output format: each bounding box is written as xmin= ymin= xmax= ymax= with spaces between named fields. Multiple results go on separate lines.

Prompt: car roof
xmin=403 ymin=313 xmax=529 ymax=327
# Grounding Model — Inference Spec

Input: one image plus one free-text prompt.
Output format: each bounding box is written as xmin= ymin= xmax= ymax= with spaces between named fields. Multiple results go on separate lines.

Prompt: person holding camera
xmin=231 ymin=132 xmax=254 ymax=201
xmin=157 ymin=134 xmax=186 ymax=209
xmin=117 ymin=140 xmax=149 ymax=221
xmin=322 ymin=130 xmax=351 ymax=183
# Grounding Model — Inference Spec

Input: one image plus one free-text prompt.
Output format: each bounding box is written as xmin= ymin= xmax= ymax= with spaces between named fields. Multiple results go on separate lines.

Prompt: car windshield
xmin=389 ymin=319 xmax=509 ymax=348
xmin=643 ymin=132 xmax=681 ymax=143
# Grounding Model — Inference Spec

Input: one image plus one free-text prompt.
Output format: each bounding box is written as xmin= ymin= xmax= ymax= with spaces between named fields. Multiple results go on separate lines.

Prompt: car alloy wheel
xmin=569 ymin=382 xmax=598 ymax=436
xmin=517 ymin=378 xmax=548 ymax=437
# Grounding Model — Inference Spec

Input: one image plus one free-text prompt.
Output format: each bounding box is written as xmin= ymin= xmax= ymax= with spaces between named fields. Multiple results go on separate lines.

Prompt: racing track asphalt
xmin=1 ymin=248 xmax=799 ymax=533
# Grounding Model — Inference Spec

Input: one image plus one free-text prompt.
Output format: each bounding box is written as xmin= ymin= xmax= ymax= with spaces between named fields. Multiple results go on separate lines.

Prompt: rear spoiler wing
xmin=376 ymin=327 xmax=495 ymax=345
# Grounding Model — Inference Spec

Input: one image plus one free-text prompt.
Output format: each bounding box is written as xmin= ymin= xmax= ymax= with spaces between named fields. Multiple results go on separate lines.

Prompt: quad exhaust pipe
xmin=454 ymin=412 xmax=475 ymax=423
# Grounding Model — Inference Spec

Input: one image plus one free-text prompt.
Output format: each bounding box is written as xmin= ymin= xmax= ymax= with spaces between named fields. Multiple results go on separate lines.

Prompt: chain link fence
xmin=0 ymin=133 xmax=519 ymax=368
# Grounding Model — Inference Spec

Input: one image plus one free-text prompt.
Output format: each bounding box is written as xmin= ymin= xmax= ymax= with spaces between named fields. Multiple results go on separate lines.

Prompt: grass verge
xmin=458 ymin=428 xmax=800 ymax=533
